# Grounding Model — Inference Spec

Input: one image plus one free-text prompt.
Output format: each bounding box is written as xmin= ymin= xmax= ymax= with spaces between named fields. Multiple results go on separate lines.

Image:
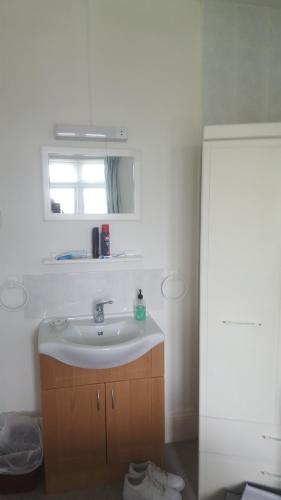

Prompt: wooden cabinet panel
xmin=40 ymin=343 xmax=164 ymax=390
xmin=40 ymin=346 xmax=165 ymax=493
xmin=151 ymin=377 xmax=165 ymax=452
xmin=106 ymin=378 xmax=164 ymax=465
xmin=42 ymin=383 xmax=106 ymax=475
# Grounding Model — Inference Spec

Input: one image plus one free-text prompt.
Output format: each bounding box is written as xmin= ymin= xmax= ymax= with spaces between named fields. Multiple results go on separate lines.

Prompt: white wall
xmin=0 ymin=0 xmax=202 ymax=442
xmin=203 ymin=0 xmax=281 ymax=125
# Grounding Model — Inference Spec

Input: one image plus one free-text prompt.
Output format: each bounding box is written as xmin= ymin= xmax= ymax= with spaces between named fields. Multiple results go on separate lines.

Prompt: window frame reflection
xmin=48 ymin=158 xmax=107 ymax=215
xmin=42 ymin=147 xmax=140 ymax=221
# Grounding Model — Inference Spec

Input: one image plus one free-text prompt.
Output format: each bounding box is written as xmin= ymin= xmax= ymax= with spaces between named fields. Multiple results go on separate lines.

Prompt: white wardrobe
xmin=199 ymin=124 xmax=281 ymax=500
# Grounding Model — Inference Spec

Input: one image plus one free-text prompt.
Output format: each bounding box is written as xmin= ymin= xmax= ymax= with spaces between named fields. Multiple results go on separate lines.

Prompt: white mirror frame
xmin=42 ymin=146 xmax=141 ymax=221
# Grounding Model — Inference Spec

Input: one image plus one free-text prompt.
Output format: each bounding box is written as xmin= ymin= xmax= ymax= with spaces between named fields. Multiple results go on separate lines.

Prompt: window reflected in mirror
xmin=42 ymin=148 xmax=139 ymax=220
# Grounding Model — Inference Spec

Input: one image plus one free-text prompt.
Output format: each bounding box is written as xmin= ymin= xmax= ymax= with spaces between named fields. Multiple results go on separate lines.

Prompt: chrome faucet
xmin=94 ymin=299 xmax=114 ymax=323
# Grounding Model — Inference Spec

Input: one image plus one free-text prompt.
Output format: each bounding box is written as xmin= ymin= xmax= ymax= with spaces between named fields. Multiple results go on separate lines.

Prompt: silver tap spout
xmin=94 ymin=299 xmax=114 ymax=323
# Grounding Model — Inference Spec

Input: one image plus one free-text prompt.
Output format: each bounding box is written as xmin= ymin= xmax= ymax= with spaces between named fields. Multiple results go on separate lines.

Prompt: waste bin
xmin=0 ymin=413 xmax=43 ymax=493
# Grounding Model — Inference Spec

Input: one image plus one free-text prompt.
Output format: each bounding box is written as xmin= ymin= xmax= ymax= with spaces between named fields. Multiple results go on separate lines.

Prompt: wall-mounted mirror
xmin=42 ymin=147 xmax=140 ymax=220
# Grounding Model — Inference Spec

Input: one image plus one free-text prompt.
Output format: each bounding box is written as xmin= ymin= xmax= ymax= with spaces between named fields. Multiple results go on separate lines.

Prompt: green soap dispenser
xmin=134 ymin=289 xmax=146 ymax=321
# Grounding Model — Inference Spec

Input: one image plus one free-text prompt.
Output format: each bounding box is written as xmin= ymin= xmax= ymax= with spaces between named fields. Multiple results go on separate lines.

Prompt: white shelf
xmin=42 ymin=255 xmax=143 ymax=265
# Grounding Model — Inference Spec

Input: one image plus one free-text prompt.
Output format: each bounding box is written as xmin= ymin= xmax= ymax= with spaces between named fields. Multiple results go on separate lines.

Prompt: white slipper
xmin=123 ymin=472 xmax=182 ymax=500
xmin=128 ymin=461 xmax=185 ymax=492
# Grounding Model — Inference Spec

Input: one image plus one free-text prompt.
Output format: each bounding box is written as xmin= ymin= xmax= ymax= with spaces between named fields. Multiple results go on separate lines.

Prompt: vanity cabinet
xmin=106 ymin=378 xmax=164 ymax=465
xmin=42 ymin=384 xmax=107 ymax=471
xmin=40 ymin=344 xmax=164 ymax=493
xmin=199 ymin=124 xmax=281 ymax=500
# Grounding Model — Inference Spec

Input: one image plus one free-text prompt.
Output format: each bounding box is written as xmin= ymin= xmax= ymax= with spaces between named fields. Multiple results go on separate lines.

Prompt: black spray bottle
xmin=92 ymin=227 xmax=99 ymax=258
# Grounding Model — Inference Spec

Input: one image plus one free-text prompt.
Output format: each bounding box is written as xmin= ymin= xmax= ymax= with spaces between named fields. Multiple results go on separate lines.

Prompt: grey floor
xmin=0 ymin=441 xmax=198 ymax=500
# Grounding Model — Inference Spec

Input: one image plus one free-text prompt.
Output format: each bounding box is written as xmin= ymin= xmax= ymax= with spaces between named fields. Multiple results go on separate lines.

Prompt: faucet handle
xmin=96 ymin=299 xmax=114 ymax=307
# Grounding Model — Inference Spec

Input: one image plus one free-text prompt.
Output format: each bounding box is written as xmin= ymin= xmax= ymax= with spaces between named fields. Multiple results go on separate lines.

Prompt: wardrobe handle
xmin=261 ymin=471 xmax=281 ymax=480
xmin=222 ymin=320 xmax=262 ymax=327
xmin=97 ymin=390 xmax=100 ymax=411
xmin=111 ymin=388 xmax=115 ymax=409
xmin=262 ymin=434 xmax=281 ymax=442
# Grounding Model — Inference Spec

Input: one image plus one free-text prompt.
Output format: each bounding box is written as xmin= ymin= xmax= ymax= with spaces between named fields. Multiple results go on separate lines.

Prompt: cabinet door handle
xmin=261 ymin=471 xmax=281 ymax=480
xmin=222 ymin=320 xmax=262 ymax=327
xmin=111 ymin=388 xmax=115 ymax=409
xmin=262 ymin=434 xmax=281 ymax=442
xmin=97 ymin=390 xmax=100 ymax=411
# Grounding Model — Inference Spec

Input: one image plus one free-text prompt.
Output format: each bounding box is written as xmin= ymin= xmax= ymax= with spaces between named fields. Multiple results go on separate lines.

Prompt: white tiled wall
xmin=23 ymin=268 xmax=163 ymax=319
xmin=203 ymin=0 xmax=281 ymax=125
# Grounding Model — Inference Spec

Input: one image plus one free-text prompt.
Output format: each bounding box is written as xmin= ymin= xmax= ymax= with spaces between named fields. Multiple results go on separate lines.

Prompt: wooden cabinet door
xmin=106 ymin=378 xmax=164 ymax=465
xmin=42 ymin=383 xmax=106 ymax=475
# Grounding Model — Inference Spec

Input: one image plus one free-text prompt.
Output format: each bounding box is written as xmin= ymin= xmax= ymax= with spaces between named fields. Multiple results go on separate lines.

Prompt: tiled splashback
xmin=23 ymin=268 xmax=164 ymax=320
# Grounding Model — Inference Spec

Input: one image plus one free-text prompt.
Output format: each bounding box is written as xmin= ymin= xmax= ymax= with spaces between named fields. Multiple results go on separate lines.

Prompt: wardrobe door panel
xmin=205 ymin=141 xmax=281 ymax=422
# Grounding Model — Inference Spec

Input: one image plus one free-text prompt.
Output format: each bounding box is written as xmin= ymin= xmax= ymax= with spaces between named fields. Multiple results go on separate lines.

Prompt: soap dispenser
xmin=134 ymin=289 xmax=146 ymax=321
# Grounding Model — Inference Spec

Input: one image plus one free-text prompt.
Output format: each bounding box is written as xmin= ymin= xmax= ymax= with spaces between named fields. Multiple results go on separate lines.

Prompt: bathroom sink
xmin=38 ymin=314 xmax=164 ymax=369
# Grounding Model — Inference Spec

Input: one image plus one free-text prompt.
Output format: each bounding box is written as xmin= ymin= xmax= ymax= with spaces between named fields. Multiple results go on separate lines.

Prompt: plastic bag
xmin=0 ymin=413 xmax=43 ymax=475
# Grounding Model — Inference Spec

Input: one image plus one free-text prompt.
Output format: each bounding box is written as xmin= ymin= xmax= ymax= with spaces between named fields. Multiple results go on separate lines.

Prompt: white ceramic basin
xmin=38 ymin=314 xmax=164 ymax=369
